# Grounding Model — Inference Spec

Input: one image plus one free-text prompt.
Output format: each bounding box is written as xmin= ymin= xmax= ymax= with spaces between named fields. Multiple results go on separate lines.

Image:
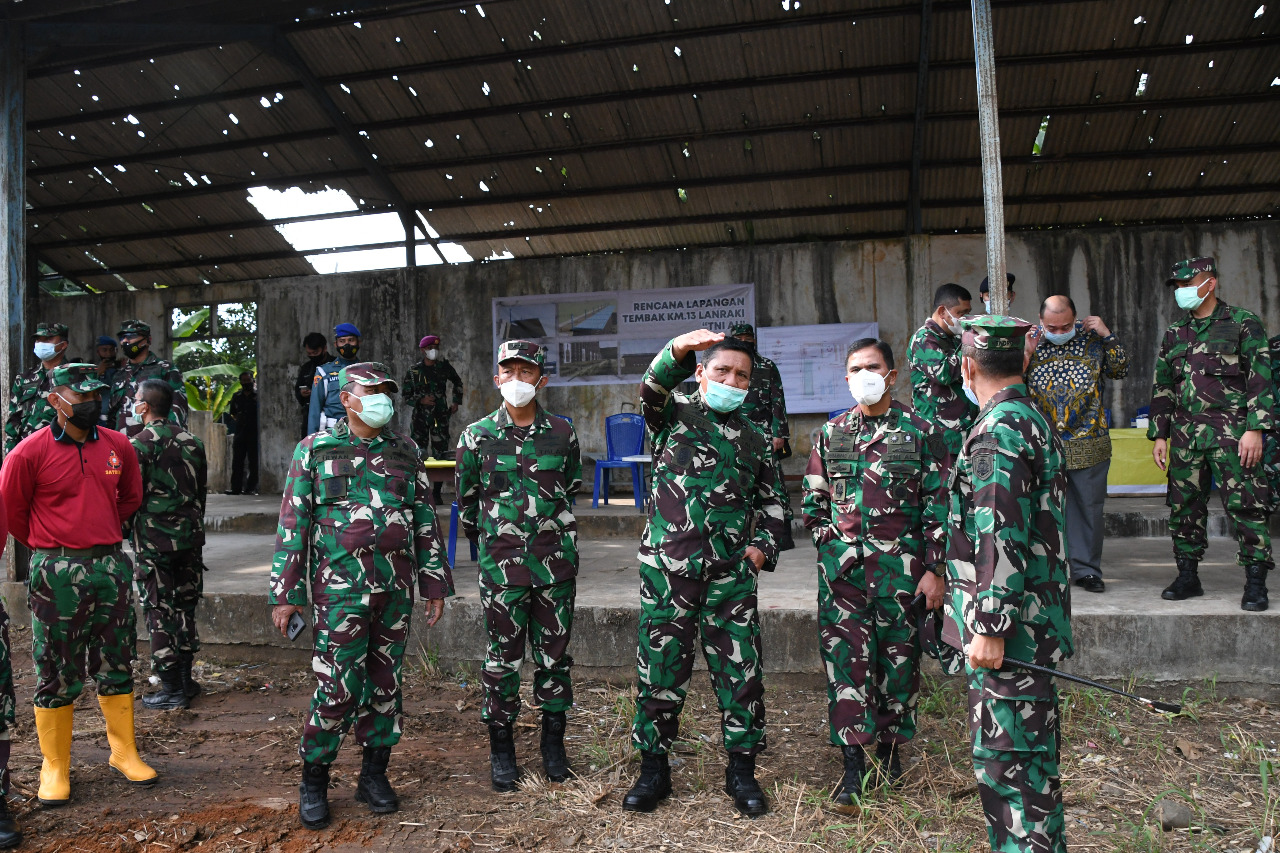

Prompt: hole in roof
xmin=632 ymin=64 xmax=639 ymax=72
xmin=340 ymin=83 xmax=352 ymax=94
xmin=1134 ymin=15 xmax=1146 ymax=23
xmin=1185 ymin=34 xmax=1194 ymax=43
xmin=535 ymin=165 xmax=542 ymax=172
xmin=1134 ymin=72 xmax=1149 ymax=96
xmin=1208 ymin=60 xmax=1214 ymax=68
xmin=476 ymin=4 xmax=485 ymax=16
xmin=260 ymin=97 xmax=272 ymax=108
xmin=425 ymin=138 xmax=434 ymax=147
xmin=91 ymin=95 xmax=99 ymax=101
xmin=532 ymin=29 xmax=541 ymax=40
xmin=409 ymin=86 xmax=419 ymax=96
xmin=482 ymin=81 xmax=491 ymax=96
xmin=1255 ymin=4 xmax=1265 ymax=16
xmin=354 ymin=21 xmax=362 ymax=28
xmin=228 ymin=113 xmax=239 ymax=124
xmin=673 ymin=46 xmax=682 ymax=56
xmin=676 ymin=188 xmax=688 ymax=203
xmin=1032 ymin=115 xmax=1050 ymax=155
xmin=445 ymin=174 xmax=453 ymax=180
xmin=1272 ymin=76 xmax=1280 ymax=86
xmin=479 ymin=181 xmax=490 ymax=191
xmin=124 ymin=114 xmax=140 ymax=125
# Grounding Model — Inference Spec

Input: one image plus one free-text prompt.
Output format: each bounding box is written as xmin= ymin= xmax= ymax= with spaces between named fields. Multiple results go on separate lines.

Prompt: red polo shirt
xmin=1 ymin=422 xmax=142 ymax=550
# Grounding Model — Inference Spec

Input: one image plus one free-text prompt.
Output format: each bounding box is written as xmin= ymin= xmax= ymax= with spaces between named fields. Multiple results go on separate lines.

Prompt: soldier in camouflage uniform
xmin=5 ymin=321 xmax=71 ymax=454
xmin=729 ymin=323 xmax=795 ymax=550
xmin=943 ymin=316 xmax=1073 ymax=853
xmin=623 ymin=330 xmax=787 ymax=818
xmin=129 ymin=378 xmax=208 ymax=711
xmin=1150 ymin=257 xmax=1274 ymax=611
xmin=271 ymin=362 xmax=453 ymax=829
xmin=0 ymin=496 xmax=23 ymax=847
xmin=0 ymin=363 xmax=157 ymax=805
xmin=404 ymin=333 xmax=465 ymax=505
xmin=908 ymin=283 xmax=979 ymax=457
xmin=455 ymin=340 xmax=581 ymax=791
xmin=107 ymin=319 xmax=188 ymax=436
xmin=802 ymin=338 xmax=948 ymax=801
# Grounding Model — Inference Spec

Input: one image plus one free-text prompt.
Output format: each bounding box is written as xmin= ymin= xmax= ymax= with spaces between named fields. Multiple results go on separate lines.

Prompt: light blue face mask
xmin=1043 ymin=326 xmax=1077 ymax=346
xmin=703 ymin=378 xmax=748 ymax=413
xmin=1174 ymin=284 xmax=1206 ymax=311
xmin=355 ymin=392 xmax=394 ymax=428
xmin=34 ymin=342 xmax=58 ymax=361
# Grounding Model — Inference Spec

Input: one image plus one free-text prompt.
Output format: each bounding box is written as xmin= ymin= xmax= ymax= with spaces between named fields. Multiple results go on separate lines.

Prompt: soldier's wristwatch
xmin=926 ymin=562 xmax=945 ymax=577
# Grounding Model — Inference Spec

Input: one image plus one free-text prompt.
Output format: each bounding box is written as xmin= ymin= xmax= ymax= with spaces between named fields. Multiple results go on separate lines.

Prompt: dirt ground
xmin=3 ymin=628 xmax=1276 ymax=852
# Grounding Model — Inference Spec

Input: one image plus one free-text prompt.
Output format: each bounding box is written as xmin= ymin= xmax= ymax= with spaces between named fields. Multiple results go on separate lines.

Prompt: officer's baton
xmin=907 ymin=593 xmax=1181 ymax=715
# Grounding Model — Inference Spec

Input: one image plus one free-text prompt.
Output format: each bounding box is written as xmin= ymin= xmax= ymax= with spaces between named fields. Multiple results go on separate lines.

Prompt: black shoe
xmin=777 ymin=527 xmax=796 ymax=553
xmin=180 ymin=653 xmax=201 ymax=700
xmin=723 ymin=753 xmax=768 ymax=817
xmin=431 ymin=483 xmax=444 ymax=507
xmin=540 ymin=711 xmax=573 ymax=782
xmin=0 ymin=795 xmax=21 ymax=849
xmin=142 ymin=670 xmax=188 ymax=711
xmin=874 ymin=743 xmax=904 ymax=788
xmin=1162 ymin=557 xmax=1203 ymax=601
xmin=355 ymin=746 xmax=399 ymax=813
xmin=1243 ymin=564 xmax=1270 ymax=612
xmin=832 ymin=745 xmax=866 ymax=806
xmin=1074 ymin=575 xmax=1106 ymax=593
xmin=223 ymin=490 xmax=242 ymax=496
xmin=622 ymin=751 xmax=671 ymax=813
xmin=299 ymin=762 xmax=331 ymax=830
xmin=488 ymin=724 xmax=521 ymax=793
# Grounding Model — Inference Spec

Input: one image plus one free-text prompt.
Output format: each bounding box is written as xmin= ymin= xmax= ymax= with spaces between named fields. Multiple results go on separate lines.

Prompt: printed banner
xmin=492 ymin=283 xmax=755 ymax=386
xmin=756 ymin=322 xmax=880 ymax=414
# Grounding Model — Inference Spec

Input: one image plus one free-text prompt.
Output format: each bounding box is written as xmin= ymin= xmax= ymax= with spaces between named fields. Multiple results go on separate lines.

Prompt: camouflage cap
xmin=118 ymin=318 xmax=151 ymax=337
xmin=961 ymin=314 xmax=1032 ymax=351
xmin=337 ymin=361 xmax=400 ymax=393
xmin=34 ymin=322 xmax=68 ymax=338
xmin=728 ymin=323 xmax=756 ymax=338
xmin=497 ymin=339 xmax=545 ymax=367
xmin=1166 ymin=256 xmax=1217 ymax=286
xmin=49 ymin=363 xmax=108 ymax=393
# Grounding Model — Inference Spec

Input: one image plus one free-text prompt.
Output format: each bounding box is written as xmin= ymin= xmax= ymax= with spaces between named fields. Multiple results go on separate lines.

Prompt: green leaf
xmin=172 ymin=307 xmax=210 ymax=339
xmin=173 ymin=340 xmax=213 ymax=358
xmin=181 ymin=363 xmax=241 ymax=380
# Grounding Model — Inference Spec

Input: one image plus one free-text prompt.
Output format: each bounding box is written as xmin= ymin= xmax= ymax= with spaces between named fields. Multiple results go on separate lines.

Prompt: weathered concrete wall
xmin=31 ymin=222 xmax=1280 ymax=493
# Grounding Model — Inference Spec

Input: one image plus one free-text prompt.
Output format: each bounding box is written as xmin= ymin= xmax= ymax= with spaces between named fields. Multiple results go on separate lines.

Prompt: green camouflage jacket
xmin=129 ymin=421 xmax=208 ymax=554
xmin=455 ymin=404 xmax=581 ymax=588
xmin=638 ymin=342 xmax=787 ymax=578
xmin=1148 ymin=300 xmax=1274 ymax=450
xmin=402 ymin=359 xmax=464 ymax=417
xmin=907 ymin=319 xmax=977 ymax=455
xmin=802 ymin=400 xmax=949 ymax=594
xmin=738 ymin=352 xmax=789 ymax=439
xmin=270 ymin=419 xmax=453 ymax=604
xmin=943 ymin=384 xmax=1073 ymax=668
xmin=108 ymin=352 xmax=189 ymax=433
xmin=4 ymin=362 xmax=62 ymax=453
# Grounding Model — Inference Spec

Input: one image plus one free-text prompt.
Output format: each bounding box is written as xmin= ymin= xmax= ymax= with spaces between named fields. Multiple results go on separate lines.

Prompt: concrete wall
xmin=30 ymin=221 xmax=1280 ymax=493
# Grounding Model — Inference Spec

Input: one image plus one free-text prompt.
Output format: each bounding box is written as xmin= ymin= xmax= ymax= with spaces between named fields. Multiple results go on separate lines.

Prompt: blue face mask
xmin=1174 ymin=284 xmax=1206 ymax=311
xmin=1043 ymin=327 xmax=1077 ymax=346
xmin=703 ymin=378 xmax=748 ymax=413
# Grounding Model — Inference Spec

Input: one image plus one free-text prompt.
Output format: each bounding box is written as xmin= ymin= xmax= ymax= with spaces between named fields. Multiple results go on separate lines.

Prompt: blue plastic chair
xmin=447 ymin=501 xmax=478 ymax=568
xmin=592 ymin=413 xmax=647 ymax=511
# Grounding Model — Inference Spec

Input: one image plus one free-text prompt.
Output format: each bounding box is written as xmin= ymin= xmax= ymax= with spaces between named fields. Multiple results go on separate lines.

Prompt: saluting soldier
xmin=404 ymin=333 xmax=465 ymax=504
xmin=307 ymin=322 xmax=362 ymax=435
xmin=802 ymin=339 xmax=948 ymax=802
xmin=129 ymin=379 xmax=209 ymax=711
xmin=271 ymin=363 xmax=452 ymax=830
xmin=943 ymin=316 xmax=1073 ymax=853
xmin=4 ymin=321 xmax=72 ymax=454
xmin=623 ymin=330 xmax=786 ymax=818
xmin=107 ymin=319 xmax=188 ymax=436
xmin=1150 ymin=257 xmax=1274 ymax=611
xmin=456 ymin=340 xmax=581 ymax=791
xmin=908 ymin=283 xmax=978 ymax=457
xmin=728 ymin=323 xmax=795 ymax=550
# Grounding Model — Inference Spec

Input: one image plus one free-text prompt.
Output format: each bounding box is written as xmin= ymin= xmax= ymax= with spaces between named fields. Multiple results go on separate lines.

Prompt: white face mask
xmin=132 ymin=401 xmax=148 ymax=420
xmin=425 ymin=348 xmax=440 ymax=360
xmin=500 ymin=379 xmax=537 ymax=408
xmin=940 ymin=310 xmax=962 ymax=336
xmin=848 ymin=370 xmax=887 ymax=407
xmin=983 ymin=299 xmax=992 ymax=314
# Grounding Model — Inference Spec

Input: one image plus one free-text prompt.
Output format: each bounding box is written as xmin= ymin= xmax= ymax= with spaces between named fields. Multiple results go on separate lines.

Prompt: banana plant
xmin=173 ymin=308 xmax=252 ymax=421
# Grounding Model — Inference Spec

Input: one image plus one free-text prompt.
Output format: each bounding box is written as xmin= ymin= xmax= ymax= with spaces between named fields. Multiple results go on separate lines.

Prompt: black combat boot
xmin=622 ymin=751 xmax=671 ymax=813
xmin=723 ymin=753 xmax=768 ymax=817
xmin=142 ymin=669 xmax=188 ymax=711
xmin=432 ymin=481 xmax=444 ymax=507
xmin=180 ymin=653 xmax=201 ymax=700
xmin=832 ymin=745 xmax=866 ymax=806
xmin=540 ymin=711 xmax=572 ymax=782
xmin=0 ymin=741 xmax=21 ymax=849
xmin=1161 ymin=557 xmax=1203 ymax=600
xmin=777 ymin=526 xmax=796 ymax=552
xmin=488 ymin=724 xmax=521 ymax=792
xmin=874 ymin=742 xmax=904 ymax=788
xmin=355 ymin=746 xmax=399 ymax=813
xmin=1243 ymin=564 xmax=1270 ymax=612
xmin=298 ymin=761 xmax=331 ymax=830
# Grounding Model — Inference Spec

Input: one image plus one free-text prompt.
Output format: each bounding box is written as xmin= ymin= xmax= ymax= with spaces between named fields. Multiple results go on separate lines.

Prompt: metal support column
xmin=908 ymin=0 xmax=932 ymax=235
xmin=1 ymin=22 xmax=27 ymax=583
xmin=970 ymin=0 xmax=1008 ymax=314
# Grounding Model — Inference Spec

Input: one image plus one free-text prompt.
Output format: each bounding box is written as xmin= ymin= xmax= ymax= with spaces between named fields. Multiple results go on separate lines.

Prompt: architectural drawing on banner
xmin=756 ymin=322 xmax=879 ymax=414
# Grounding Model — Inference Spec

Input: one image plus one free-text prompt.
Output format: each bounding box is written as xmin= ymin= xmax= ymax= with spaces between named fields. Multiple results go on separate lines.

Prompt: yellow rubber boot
xmin=97 ymin=693 xmax=157 ymax=785
xmin=33 ymin=704 xmax=74 ymax=805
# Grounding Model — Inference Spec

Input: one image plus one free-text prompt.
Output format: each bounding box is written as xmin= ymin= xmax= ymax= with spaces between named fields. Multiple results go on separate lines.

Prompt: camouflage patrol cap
xmin=49 ymin=363 xmax=108 ymax=393
xmin=118 ymin=319 xmax=151 ymax=337
xmin=497 ymin=339 xmax=545 ymax=367
xmin=961 ymin=315 xmax=1032 ymax=351
xmin=1166 ymin=256 xmax=1217 ymax=286
xmin=34 ymin=322 xmax=68 ymax=338
xmin=728 ymin=323 xmax=755 ymax=338
xmin=337 ymin=361 xmax=400 ymax=393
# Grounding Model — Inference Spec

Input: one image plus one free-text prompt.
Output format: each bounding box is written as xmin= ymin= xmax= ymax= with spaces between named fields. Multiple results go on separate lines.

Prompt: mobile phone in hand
xmin=287 ymin=611 xmax=307 ymax=641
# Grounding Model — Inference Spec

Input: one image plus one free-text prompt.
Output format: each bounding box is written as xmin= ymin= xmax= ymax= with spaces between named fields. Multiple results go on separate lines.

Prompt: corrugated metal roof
xmin=13 ymin=0 xmax=1280 ymax=291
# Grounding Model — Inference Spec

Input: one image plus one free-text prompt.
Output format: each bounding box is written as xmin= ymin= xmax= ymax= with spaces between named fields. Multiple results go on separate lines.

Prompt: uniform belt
xmin=33 ymin=544 xmax=120 ymax=559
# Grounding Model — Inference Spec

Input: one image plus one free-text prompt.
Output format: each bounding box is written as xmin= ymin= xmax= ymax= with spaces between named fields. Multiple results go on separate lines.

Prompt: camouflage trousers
xmin=28 ymin=550 xmax=136 ymax=708
xmin=632 ymin=562 xmax=766 ymax=755
xmin=818 ymin=573 xmax=920 ymax=747
xmin=1167 ymin=444 xmax=1273 ymax=567
xmin=135 ymin=548 xmax=203 ymax=674
xmin=0 ymin=600 xmax=14 ymax=793
xmin=968 ymin=669 xmax=1065 ymax=853
xmin=772 ymin=449 xmax=794 ymax=525
xmin=479 ymin=578 xmax=575 ymax=726
xmin=411 ymin=408 xmax=453 ymax=461
xmin=301 ymin=590 xmax=413 ymax=765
